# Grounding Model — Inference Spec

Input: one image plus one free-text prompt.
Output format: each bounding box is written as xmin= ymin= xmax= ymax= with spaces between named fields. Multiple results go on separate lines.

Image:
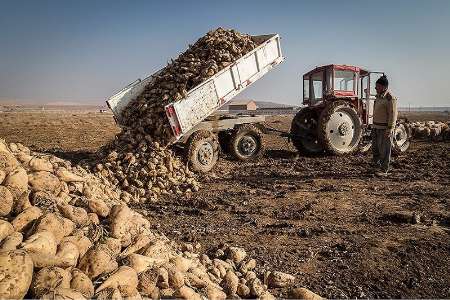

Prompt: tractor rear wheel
xmin=290 ymin=107 xmax=324 ymax=155
xmin=392 ymin=123 xmax=410 ymax=155
xmin=318 ymin=101 xmax=362 ymax=155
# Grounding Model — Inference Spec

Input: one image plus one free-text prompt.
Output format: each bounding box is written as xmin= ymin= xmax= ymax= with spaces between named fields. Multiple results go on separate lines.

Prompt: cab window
xmin=334 ymin=70 xmax=355 ymax=91
xmin=311 ymin=71 xmax=323 ymax=102
xmin=303 ymin=78 xmax=310 ymax=101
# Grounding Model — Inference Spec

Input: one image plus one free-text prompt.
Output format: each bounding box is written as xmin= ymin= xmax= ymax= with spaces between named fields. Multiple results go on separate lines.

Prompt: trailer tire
xmin=186 ymin=130 xmax=219 ymax=173
xmin=229 ymin=124 xmax=265 ymax=161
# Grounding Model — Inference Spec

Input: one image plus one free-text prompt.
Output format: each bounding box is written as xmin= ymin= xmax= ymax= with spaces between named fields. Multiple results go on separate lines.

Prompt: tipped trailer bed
xmin=107 ymin=33 xmax=284 ymax=172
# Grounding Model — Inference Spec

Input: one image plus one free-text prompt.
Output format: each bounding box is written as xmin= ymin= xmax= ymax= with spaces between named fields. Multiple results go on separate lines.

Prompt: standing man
xmin=372 ymin=75 xmax=398 ymax=176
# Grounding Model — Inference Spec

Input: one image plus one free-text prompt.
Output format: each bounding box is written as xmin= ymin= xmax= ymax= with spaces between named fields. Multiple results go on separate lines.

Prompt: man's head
xmin=375 ymin=75 xmax=389 ymax=95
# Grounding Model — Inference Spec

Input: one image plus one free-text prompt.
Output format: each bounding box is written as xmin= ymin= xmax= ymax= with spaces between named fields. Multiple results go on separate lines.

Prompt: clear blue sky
xmin=1 ymin=0 xmax=449 ymax=106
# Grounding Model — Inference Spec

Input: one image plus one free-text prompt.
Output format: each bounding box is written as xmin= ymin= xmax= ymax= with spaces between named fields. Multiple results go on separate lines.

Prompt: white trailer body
xmin=107 ymin=34 xmax=284 ymax=142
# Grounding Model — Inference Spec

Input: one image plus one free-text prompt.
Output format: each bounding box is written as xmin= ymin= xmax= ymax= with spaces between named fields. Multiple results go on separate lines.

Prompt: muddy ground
xmin=0 ymin=110 xmax=449 ymax=298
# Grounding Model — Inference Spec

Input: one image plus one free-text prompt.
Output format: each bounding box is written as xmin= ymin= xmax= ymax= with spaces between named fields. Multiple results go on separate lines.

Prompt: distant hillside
xmin=256 ymin=101 xmax=298 ymax=109
xmin=399 ymin=107 xmax=450 ymax=112
xmin=221 ymin=100 xmax=298 ymax=110
xmin=0 ymin=97 xmax=103 ymax=106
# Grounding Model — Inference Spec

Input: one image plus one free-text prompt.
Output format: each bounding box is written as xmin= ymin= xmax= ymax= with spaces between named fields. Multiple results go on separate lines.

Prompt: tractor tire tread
xmin=290 ymin=107 xmax=324 ymax=155
xmin=318 ymin=101 xmax=362 ymax=155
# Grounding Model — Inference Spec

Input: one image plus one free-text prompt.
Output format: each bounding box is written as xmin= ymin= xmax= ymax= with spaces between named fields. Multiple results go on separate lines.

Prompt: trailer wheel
xmin=186 ymin=130 xmax=219 ymax=173
xmin=229 ymin=124 xmax=264 ymax=161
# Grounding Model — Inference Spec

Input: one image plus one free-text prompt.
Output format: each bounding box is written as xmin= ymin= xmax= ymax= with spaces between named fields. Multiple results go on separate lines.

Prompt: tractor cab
xmin=303 ymin=64 xmax=361 ymax=105
xmin=302 ymin=64 xmax=386 ymax=126
xmin=303 ymin=64 xmax=383 ymax=101
xmin=291 ymin=64 xmax=409 ymax=156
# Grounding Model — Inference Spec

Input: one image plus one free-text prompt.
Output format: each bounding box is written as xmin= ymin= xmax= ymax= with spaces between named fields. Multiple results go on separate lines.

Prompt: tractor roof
xmin=303 ymin=64 xmax=370 ymax=78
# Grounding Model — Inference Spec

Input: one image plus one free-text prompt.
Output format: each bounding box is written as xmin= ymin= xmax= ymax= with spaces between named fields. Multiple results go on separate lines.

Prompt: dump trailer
xmin=107 ymin=34 xmax=284 ymax=172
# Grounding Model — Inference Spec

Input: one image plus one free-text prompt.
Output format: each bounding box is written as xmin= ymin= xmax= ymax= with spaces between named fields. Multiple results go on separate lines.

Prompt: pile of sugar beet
xmin=0 ymin=27 xmax=324 ymax=300
xmin=92 ymin=27 xmax=262 ymax=204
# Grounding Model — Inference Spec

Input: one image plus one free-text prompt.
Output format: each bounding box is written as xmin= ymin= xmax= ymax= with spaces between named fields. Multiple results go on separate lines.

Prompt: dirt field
xmin=0 ymin=110 xmax=449 ymax=298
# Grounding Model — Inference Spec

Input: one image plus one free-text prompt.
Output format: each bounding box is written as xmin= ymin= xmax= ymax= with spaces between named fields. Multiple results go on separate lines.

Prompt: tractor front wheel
xmin=392 ymin=123 xmax=410 ymax=155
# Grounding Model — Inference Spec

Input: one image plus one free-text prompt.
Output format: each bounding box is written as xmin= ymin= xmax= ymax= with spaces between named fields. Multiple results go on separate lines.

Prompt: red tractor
xmin=290 ymin=64 xmax=410 ymax=155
